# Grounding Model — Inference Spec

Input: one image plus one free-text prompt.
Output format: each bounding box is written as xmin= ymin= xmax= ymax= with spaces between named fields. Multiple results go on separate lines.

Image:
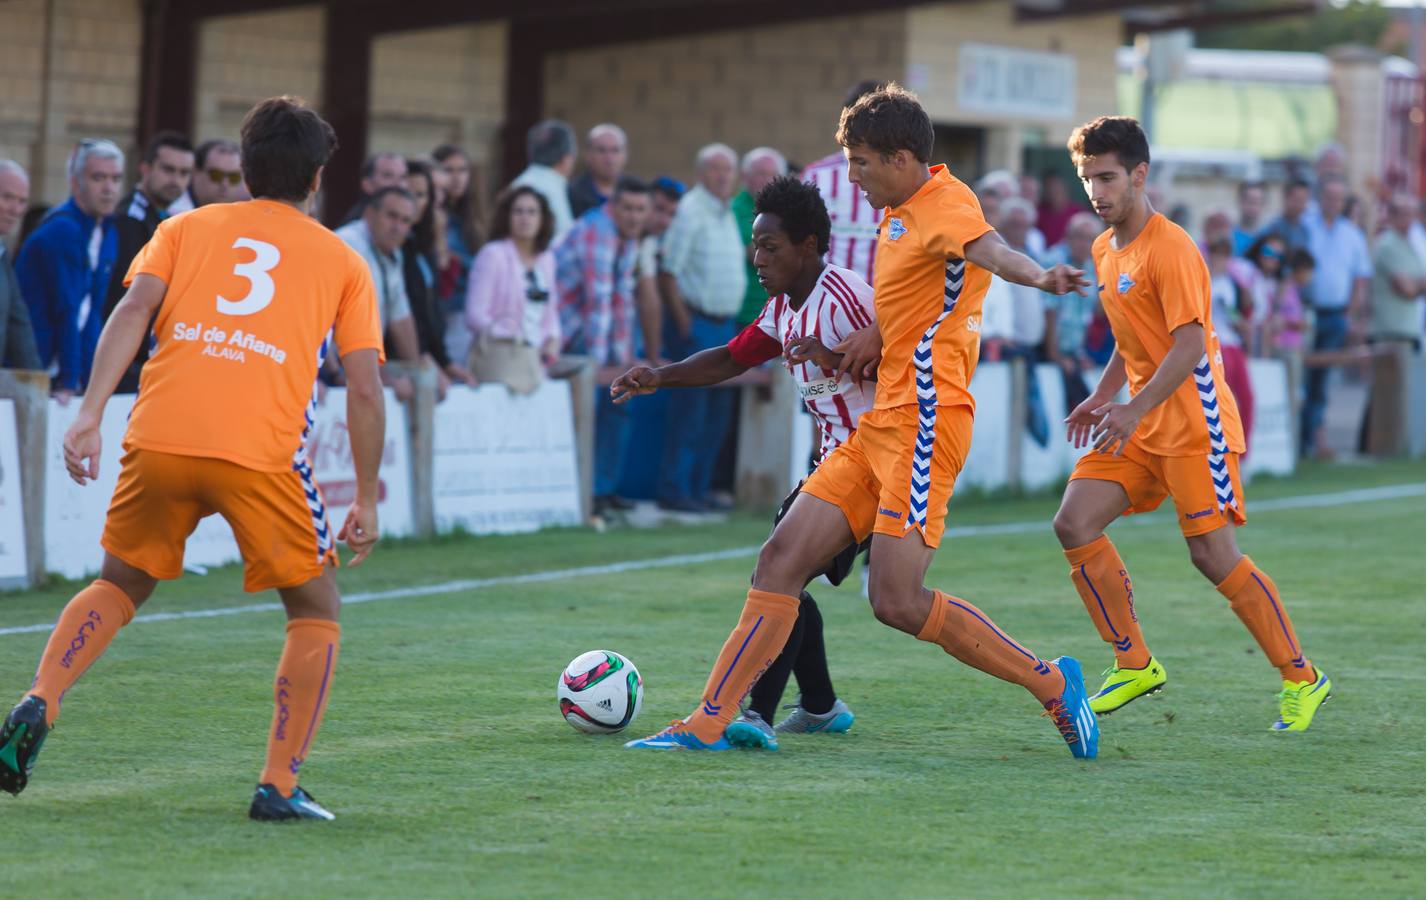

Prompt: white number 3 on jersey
xmin=217 ymin=237 xmax=279 ymax=316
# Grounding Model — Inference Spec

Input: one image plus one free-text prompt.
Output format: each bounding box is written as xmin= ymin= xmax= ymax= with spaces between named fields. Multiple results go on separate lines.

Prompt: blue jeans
xmin=659 ymin=311 xmax=737 ymax=505
xmin=1301 ymin=308 xmax=1349 ymax=453
xmin=594 ymin=386 xmax=633 ymax=497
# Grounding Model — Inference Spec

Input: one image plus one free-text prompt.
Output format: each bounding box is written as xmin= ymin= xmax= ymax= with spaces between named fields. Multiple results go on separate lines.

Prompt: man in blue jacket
xmin=16 ymin=138 xmax=123 ymax=399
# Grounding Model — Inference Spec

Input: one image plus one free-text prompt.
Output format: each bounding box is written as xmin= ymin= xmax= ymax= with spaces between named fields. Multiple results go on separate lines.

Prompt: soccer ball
xmin=557 ymin=650 xmax=643 ymax=734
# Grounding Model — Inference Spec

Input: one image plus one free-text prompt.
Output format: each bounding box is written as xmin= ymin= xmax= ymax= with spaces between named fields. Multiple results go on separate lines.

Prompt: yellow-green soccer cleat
xmin=1088 ymin=657 xmax=1167 ymax=715
xmin=1272 ymin=668 xmax=1331 ymax=732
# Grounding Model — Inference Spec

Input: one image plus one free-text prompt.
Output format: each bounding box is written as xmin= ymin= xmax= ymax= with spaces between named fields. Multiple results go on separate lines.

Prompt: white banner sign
xmin=1243 ymin=358 xmax=1295 ymax=479
xmin=957 ymin=43 xmax=1077 ymax=120
xmin=962 ymin=362 xmax=1013 ymax=491
xmin=44 ymin=388 xmax=412 ymax=580
xmin=0 ymin=399 xmax=28 ymax=584
xmin=304 ymin=388 xmax=415 ymax=539
xmin=44 ymin=395 xmax=241 ymax=580
xmin=432 ymin=381 xmax=581 ymax=534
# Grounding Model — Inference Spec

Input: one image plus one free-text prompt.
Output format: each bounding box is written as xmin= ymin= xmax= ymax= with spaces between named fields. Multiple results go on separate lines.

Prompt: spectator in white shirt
xmin=511 ymin=119 xmax=577 ymax=243
xmin=656 ymin=143 xmax=746 ymax=512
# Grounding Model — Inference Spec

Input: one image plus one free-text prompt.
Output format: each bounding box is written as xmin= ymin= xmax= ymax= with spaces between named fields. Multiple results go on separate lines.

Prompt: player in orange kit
xmin=0 ymin=96 xmax=388 ymax=819
xmin=627 ymin=84 xmax=1101 ymax=758
xmin=1051 ymin=116 xmax=1330 ymax=731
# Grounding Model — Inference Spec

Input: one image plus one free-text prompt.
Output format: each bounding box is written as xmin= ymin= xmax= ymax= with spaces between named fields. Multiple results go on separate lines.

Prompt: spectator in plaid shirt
xmin=556 ymin=176 xmax=654 ymax=514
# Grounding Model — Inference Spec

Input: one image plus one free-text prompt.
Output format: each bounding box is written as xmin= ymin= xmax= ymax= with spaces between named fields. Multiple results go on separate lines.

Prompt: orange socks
xmin=1217 ymin=557 xmax=1312 ymax=683
xmin=260 ymin=618 xmax=341 ymax=796
xmin=1065 ymin=536 xmax=1151 ymax=670
xmin=916 ymin=591 xmax=1064 ymax=704
xmin=684 ymin=589 xmax=800 ymax=743
xmin=28 ymin=580 xmax=136 ymax=725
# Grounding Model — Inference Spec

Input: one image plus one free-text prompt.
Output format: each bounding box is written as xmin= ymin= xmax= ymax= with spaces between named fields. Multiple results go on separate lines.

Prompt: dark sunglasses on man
xmin=207 ymin=168 xmax=242 ymax=186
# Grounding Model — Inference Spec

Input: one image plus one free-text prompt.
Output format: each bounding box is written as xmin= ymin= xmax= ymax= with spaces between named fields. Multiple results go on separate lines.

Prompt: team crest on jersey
xmin=887 ymin=217 xmax=907 ymax=241
xmin=1117 ymin=273 xmax=1136 ymax=294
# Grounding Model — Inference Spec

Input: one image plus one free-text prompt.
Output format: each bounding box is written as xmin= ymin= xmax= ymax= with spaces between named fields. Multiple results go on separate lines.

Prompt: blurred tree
xmin=1196 ymin=1 xmax=1399 ymax=54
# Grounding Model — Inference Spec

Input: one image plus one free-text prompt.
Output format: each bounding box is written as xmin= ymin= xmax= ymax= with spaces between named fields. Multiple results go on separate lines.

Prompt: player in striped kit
xmin=611 ymin=176 xmax=871 ymax=748
xmin=1052 ymin=116 xmax=1330 ymax=731
xmin=626 ymin=85 xmax=1099 ymax=759
xmin=801 ymin=80 xmax=885 ymax=289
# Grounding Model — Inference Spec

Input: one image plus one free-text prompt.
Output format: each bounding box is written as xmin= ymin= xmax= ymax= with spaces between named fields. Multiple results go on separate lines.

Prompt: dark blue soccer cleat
xmin=1042 ymin=656 xmax=1099 ymax=760
xmin=0 ymin=696 xmax=50 ymax=796
xmin=248 ymin=783 xmax=336 ymax=821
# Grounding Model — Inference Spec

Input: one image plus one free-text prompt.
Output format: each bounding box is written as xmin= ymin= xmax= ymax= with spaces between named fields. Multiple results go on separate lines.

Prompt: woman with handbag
xmin=464 ymin=186 xmax=560 ymax=394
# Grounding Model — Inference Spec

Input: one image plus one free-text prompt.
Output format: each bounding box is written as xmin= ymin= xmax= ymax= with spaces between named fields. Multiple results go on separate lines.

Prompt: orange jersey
xmin=1092 ymin=213 xmax=1246 ymax=457
xmin=871 ymin=165 xmax=994 ymax=411
xmin=124 ymin=199 xmax=383 ymax=472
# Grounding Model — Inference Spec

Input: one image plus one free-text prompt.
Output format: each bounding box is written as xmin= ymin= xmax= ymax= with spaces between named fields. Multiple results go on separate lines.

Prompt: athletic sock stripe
xmin=1251 ymin=573 xmax=1299 ymax=656
xmin=943 ymin=596 xmax=1037 ymax=663
xmin=292 ymin=641 xmax=335 ymax=772
xmin=1078 ymin=564 xmax=1119 ymax=638
xmin=711 ymin=615 xmax=763 ymax=702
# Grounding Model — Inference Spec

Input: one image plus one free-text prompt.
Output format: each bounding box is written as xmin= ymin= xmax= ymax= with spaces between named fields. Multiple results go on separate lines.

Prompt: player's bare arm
xmin=62 ymin=273 xmax=168 ymax=485
xmin=1066 ymin=349 xmax=1126 ymax=448
xmin=340 ymin=347 xmax=385 ymax=567
xmin=964 ymin=230 xmax=1088 ymax=295
xmin=1090 ymin=323 xmax=1205 ymax=456
xmin=610 ymin=346 xmax=749 ymax=403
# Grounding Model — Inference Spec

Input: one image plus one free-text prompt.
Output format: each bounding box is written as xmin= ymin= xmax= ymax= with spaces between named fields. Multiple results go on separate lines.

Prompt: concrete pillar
xmin=387 ymin=361 xmax=436 ymax=538
xmin=1329 ymin=45 xmax=1389 ymax=229
xmin=733 ymin=372 xmax=798 ymax=509
xmin=0 ymin=370 xmax=50 ymax=587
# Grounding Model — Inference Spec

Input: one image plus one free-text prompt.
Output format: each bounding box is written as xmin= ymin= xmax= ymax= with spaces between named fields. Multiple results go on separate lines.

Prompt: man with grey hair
xmin=0 ymin=160 xmax=41 ymax=370
xmin=731 ymin=146 xmax=788 ymax=325
xmin=1042 ymin=210 xmax=1102 ymax=408
xmin=1300 ymin=172 xmax=1371 ymax=457
xmin=983 ymin=195 xmax=1050 ymax=445
xmin=656 ymin=142 xmax=746 ymax=512
xmin=512 ymin=119 xmax=577 ymax=241
xmin=16 ymin=139 xmax=123 ymax=398
xmin=569 ymin=123 xmax=628 ymax=219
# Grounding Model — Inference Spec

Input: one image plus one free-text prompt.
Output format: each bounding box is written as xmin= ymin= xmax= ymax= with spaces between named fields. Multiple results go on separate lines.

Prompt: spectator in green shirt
xmin=1371 ymin=193 xmax=1426 ymax=346
xmin=731 ymin=147 xmax=787 ymax=326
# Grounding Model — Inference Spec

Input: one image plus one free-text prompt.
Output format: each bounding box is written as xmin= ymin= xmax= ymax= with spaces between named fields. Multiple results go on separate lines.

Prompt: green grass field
xmin=1 ymin=460 xmax=1423 ymax=898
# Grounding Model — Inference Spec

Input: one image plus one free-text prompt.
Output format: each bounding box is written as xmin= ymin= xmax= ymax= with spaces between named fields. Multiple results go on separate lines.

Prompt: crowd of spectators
xmin=3 ymin=118 xmax=1424 ymax=519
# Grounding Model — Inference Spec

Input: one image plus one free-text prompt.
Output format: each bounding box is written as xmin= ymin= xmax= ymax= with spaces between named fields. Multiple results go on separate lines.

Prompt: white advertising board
xmin=962 ymin=362 xmax=1012 ymax=491
xmin=43 ymin=395 xmax=241 ymax=580
xmin=957 ymin=43 xmax=1077 ymax=120
xmin=432 ymin=381 xmax=581 ymax=534
xmin=1020 ymin=363 xmax=1076 ymax=490
xmin=43 ymin=388 xmax=412 ymax=580
xmin=1243 ymin=358 xmax=1295 ymax=479
xmin=0 ymin=399 xmax=28 ymax=585
xmin=303 ymin=388 xmax=414 ymax=538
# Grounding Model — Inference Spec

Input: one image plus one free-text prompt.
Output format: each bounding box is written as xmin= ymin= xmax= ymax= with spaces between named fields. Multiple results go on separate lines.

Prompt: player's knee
xmin=1052 ymin=506 xmax=1092 ymax=549
xmin=753 ymin=533 xmax=806 ymax=591
xmin=865 ymin=578 xmax=921 ymax=633
xmin=1187 ymin=540 xmax=1238 ymax=584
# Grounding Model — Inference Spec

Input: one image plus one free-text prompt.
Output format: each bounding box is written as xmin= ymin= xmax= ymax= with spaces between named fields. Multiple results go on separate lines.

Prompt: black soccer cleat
xmin=248 ymin=783 xmax=336 ymax=822
xmin=0 ymin=696 xmax=50 ymax=796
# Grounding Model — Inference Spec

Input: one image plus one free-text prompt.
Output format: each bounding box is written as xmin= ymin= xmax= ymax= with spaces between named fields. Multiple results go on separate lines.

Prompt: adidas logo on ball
xmin=597 ymin=698 xmax=613 ymax=711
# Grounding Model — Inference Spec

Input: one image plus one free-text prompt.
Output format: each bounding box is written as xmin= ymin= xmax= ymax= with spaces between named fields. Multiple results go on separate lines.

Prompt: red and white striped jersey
xmin=727 ymin=264 xmax=876 ymax=460
xmin=802 ymin=151 xmax=883 ymax=287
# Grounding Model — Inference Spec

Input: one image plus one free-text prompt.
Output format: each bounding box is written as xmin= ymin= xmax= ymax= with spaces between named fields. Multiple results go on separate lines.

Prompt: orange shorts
xmin=801 ymin=404 xmax=972 ymax=548
xmin=102 ymin=448 xmax=337 ymax=592
xmin=1070 ymin=441 xmax=1248 ymax=537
